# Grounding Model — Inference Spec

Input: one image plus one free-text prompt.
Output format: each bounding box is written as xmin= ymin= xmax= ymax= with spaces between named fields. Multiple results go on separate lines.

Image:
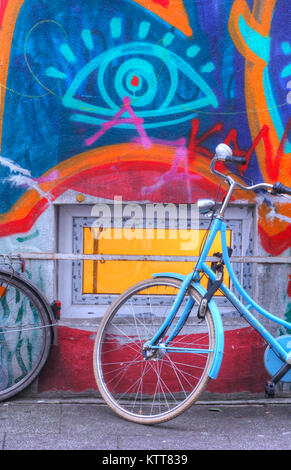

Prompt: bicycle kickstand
xmin=264 ymin=380 xmax=276 ymax=398
xmin=264 ymin=362 xmax=291 ymax=398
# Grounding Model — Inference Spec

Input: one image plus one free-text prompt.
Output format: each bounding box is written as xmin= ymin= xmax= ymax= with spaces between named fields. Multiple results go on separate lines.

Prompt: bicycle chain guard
xmin=264 ymin=335 xmax=291 ymax=383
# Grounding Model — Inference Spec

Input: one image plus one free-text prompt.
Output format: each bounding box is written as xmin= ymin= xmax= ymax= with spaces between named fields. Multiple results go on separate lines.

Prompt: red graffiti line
xmin=152 ymin=0 xmax=170 ymax=7
xmin=188 ymin=116 xmax=291 ymax=183
xmin=0 ymin=0 xmax=9 ymax=27
xmin=258 ymin=223 xmax=291 ymax=257
xmin=188 ymin=118 xmax=223 ymax=159
xmin=241 ymin=118 xmax=291 ymax=181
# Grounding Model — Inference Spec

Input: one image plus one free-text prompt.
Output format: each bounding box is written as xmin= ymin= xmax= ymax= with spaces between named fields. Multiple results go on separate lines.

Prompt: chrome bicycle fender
xmin=152 ymin=272 xmax=224 ymax=379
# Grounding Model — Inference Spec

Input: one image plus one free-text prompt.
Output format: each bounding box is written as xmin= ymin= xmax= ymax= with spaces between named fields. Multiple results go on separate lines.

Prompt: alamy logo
xmin=90 ymin=196 xmax=200 ymax=250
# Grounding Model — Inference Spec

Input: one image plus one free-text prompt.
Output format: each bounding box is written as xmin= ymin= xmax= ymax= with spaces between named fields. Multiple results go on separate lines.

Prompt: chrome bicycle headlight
xmin=215 ymin=143 xmax=232 ymax=159
xmin=198 ymin=199 xmax=215 ymax=214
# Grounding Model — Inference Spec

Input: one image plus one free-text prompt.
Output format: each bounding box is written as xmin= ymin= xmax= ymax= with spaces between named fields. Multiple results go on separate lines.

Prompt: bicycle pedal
xmin=264 ymin=380 xmax=275 ymax=398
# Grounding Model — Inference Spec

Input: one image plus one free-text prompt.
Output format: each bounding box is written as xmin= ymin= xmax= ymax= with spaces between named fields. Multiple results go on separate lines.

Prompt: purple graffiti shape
xmin=36 ymin=170 xmax=59 ymax=183
xmin=84 ymin=96 xmax=152 ymax=149
xmin=141 ymin=138 xmax=201 ymax=202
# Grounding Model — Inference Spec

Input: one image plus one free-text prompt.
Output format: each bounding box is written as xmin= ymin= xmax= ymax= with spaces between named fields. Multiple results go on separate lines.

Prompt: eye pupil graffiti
xmin=131 ymin=75 xmax=140 ymax=87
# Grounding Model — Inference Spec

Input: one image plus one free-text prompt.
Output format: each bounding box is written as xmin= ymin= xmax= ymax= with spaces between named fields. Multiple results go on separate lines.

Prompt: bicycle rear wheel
xmin=94 ymin=277 xmax=215 ymax=424
xmin=0 ymin=270 xmax=52 ymax=401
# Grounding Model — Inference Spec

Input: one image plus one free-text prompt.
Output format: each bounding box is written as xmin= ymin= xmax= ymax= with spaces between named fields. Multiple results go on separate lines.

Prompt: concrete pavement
xmin=0 ymin=397 xmax=290 ymax=451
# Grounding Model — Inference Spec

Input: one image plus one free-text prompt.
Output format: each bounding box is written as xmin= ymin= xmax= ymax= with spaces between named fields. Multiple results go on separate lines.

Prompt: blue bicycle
xmin=93 ymin=143 xmax=291 ymax=424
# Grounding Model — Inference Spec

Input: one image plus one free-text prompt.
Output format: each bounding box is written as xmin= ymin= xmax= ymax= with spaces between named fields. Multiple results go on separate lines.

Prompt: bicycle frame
xmin=150 ymin=215 xmax=291 ymax=380
xmin=197 ymin=217 xmax=291 ymax=364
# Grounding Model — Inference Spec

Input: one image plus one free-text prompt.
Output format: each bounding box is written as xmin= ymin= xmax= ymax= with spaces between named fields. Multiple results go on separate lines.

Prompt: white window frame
xmin=56 ymin=194 xmax=255 ymax=319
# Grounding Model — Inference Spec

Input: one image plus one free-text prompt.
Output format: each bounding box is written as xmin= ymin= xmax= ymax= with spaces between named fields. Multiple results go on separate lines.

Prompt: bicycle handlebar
xmin=211 ymin=144 xmax=291 ymax=196
xmin=224 ymin=155 xmax=247 ymax=165
xmin=209 ymin=143 xmax=291 ymax=217
xmin=271 ymin=182 xmax=291 ymax=196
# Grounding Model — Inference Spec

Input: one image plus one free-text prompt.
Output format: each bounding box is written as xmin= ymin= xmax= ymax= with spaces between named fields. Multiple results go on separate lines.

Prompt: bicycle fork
xmin=143 ymin=273 xmax=216 ymax=359
xmin=143 ymin=274 xmax=194 ymax=360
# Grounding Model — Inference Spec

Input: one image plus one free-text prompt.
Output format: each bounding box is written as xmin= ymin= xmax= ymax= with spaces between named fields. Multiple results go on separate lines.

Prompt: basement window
xmin=57 ymin=202 xmax=253 ymax=318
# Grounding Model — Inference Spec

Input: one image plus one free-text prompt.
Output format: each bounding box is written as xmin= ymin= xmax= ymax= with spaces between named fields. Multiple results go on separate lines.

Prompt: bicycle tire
xmin=94 ymin=277 xmax=215 ymax=424
xmin=0 ymin=270 xmax=52 ymax=401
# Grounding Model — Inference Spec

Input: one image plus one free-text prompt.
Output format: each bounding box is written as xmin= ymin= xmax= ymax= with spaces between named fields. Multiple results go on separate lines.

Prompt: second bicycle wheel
xmin=0 ymin=270 xmax=52 ymax=401
xmin=94 ymin=277 xmax=215 ymax=424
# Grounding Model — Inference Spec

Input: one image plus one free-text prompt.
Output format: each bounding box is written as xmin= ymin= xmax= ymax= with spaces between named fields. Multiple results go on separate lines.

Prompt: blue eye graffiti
xmin=61 ymin=41 xmax=218 ymax=129
xmin=43 ymin=19 xmax=218 ymax=130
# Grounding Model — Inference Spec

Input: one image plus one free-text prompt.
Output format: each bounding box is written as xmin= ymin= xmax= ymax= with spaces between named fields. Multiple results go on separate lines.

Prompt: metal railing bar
xmin=6 ymin=253 xmax=291 ymax=264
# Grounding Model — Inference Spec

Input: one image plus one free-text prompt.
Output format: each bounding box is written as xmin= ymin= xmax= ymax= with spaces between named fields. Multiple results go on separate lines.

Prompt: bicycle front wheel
xmin=94 ymin=277 xmax=215 ymax=424
xmin=0 ymin=270 xmax=52 ymax=401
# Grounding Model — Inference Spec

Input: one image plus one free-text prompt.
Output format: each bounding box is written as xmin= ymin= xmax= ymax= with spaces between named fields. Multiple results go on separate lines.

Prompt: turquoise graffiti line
xmin=0 ymin=290 xmax=43 ymax=389
xmin=238 ymin=15 xmax=270 ymax=62
xmin=162 ymin=32 xmax=175 ymax=46
xmin=16 ymin=230 xmax=39 ymax=243
xmin=238 ymin=14 xmax=291 ymax=152
xmin=138 ymin=21 xmax=151 ymax=40
xmin=45 ymin=67 xmax=68 ymax=79
xmin=110 ymin=17 xmax=122 ymax=39
xmin=60 ymin=43 xmax=77 ymax=64
xmin=281 ymin=64 xmax=291 ymax=79
xmin=186 ymin=44 xmax=200 ymax=58
xmin=81 ymin=29 xmax=94 ymax=51
xmin=281 ymin=41 xmax=291 ymax=55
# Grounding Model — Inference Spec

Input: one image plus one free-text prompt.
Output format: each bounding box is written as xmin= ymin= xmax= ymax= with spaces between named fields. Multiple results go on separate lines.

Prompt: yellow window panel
xmin=82 ymin=227 xmax=231 ymax=294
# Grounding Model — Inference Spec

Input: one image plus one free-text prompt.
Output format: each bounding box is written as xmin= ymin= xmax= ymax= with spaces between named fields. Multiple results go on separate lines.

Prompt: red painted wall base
xmin=38 ymin=326 xmax=268 ymax=395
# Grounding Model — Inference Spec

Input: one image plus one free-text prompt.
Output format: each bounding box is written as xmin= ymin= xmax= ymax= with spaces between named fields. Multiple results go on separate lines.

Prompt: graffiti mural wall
xmin=0 ymin=0 xmax=290 ymax=395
